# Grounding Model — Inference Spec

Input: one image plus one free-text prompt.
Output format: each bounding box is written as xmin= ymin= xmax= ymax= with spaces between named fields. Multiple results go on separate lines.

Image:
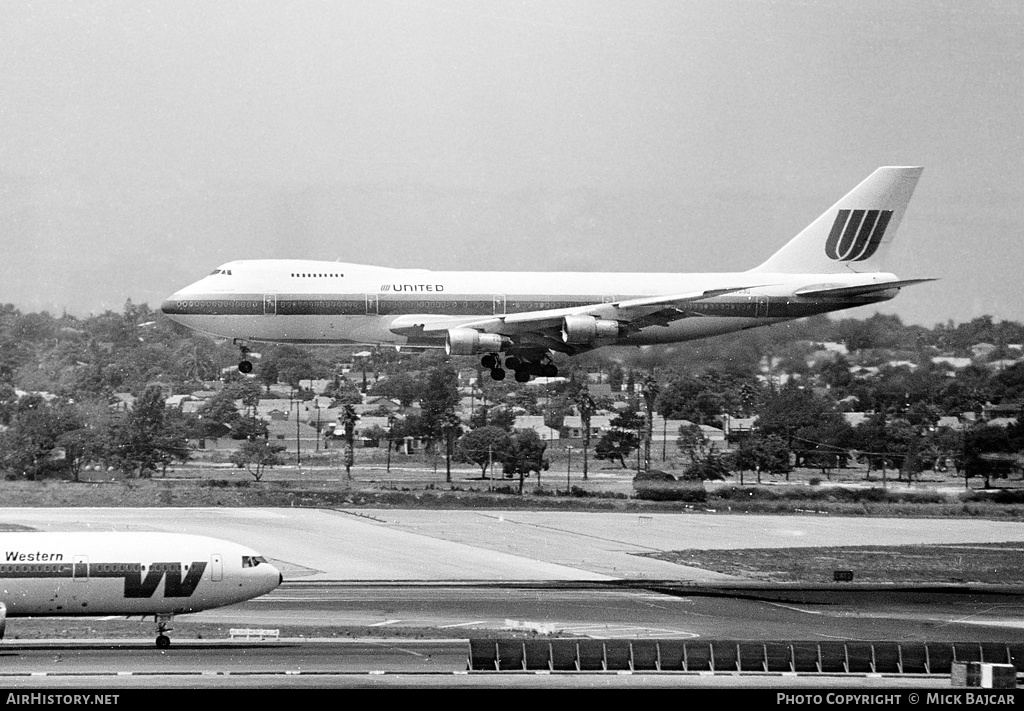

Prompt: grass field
xmin=645 ymin=542 xmax=1024 ymax=584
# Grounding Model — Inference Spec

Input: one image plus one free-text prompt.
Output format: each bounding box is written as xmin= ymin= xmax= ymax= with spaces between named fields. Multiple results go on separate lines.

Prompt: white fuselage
xmin=161 ymin=259 xmax=899 ymax=349
xmin=0 ymin=532 xmax=281 ymax=617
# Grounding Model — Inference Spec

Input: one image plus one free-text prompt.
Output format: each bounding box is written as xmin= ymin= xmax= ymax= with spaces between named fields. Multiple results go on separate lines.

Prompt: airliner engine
xmin=445 ymin=328 xmax=509 ymax=355
xmin=561 ymin=315 xmax=620 ymax=344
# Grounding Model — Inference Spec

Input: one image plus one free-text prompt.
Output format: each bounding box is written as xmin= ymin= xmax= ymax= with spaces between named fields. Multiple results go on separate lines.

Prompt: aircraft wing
xmin=794 ymin=278 xmax=936 ymax=299
xmin=389 ymin=287 xmax=752 ymax=352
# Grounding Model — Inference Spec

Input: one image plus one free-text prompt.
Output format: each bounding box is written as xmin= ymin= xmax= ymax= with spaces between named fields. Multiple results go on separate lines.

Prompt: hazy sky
xmin=2 ymin=0 xmax=1022 ymax=326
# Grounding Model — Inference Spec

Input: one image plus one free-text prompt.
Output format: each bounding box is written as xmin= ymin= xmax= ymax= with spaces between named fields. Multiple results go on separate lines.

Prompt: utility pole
xmin=386 ymin=414 xmax=396 ymax=473
xmin=566 ymin=445 xmax=572 ymax=493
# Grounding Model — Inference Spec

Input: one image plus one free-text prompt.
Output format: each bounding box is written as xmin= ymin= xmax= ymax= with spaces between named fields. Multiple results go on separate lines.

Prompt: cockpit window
xmin=242 ymin=555 xmax=268 ymax=568
xmin=209 ymin=269 xmax=233 ymax=276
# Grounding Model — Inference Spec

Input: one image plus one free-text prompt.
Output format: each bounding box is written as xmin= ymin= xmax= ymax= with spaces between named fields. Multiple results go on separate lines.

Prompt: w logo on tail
xmin=824 ymin=209 xmax=894 ymax=261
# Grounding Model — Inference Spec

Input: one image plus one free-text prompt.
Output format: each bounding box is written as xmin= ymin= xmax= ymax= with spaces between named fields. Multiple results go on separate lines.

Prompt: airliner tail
xmin=751 ymin=166 xmax=923 ymax=274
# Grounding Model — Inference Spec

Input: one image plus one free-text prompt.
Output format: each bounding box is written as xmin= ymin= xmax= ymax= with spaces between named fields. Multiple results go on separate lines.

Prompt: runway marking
xmin=439 ymin=621 xmax=488 ymax=628
xmin=369 ymin=620 xmax=401 ymax=627
xmin=393 ymin=647 xmax=427 ymax=658
xmin=472 ymin=513 xmax=664 ymax=553
xmin=559 ymin=623 xmax=699 ymax=639
xmin=766 ymin=602 xmax=824 ymax=615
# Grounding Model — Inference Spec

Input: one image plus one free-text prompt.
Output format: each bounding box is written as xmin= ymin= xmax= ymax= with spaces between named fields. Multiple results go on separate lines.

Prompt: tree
xmin=369 ymin=371 xmax=422 ymax=407
xmin=456 ymin=426 xmax=512 ymax=478
xmin=468 ymin=404 xmax=516 ymax=431
xmin=419 ymin=364 xmax=460 ymax=451
xmin=340 ymin=404 xmax=359 ymax=479
xmin=573 ymin=386 xmax=597 ymax=480
xmin=677 ymin=424 xmax=711 ymax=463
xmin=106 ymin=386 xmax=187 ymax=478
xmin=655 ymin=377 xmax=729 ymax=426
xmin=55 ymin=426 xmax=106 ymax=482
xmin=963 ymin=424 xmax=1016 ymax=489
xmin=757 ymin=384 xmax=846 ymax=478
xmin=729 ymin=434 xmax=791 ymax=484
xmin=595 ymin=408 xmax=644 ymax=469
xmin=640 ymin=375 xmax=661 ymax=472
xmin=0 ymin=397 xmax=88 ymax=480
xmin=230 ymin=439 xmax=286 ymax=481
xmin=324 ymin=376 xmax=362 ymax=406
xmin=502 ymin=429 xmax=550 ymax=493
xmin=439 ymin=409 xmax=463 ymax=483
xmin=796 ymin=419 xmax=857 ymax=479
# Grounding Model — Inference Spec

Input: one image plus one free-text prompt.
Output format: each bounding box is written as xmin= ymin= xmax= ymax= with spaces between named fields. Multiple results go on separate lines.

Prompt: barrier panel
xmin=631 ymin=641 xmax=660 ymax=671
xmin=898 ymin=642 xmax=929 ymax=674
xmin=495 ymin=639 xmax=525 ymax=671
xmin=684 ymin=641 xmax=713 ymax=671
xmin=656 ymin=640 xmax=686 ymax=671
xmin=764 ymin=642 xmax=794 ymax=672
xmin=468 ymin=638 xmax=1023 ymax=678
xmin=523 ymin=640 xmax=552 ymax=671
xmin=603 ymin=640 xmax=632 ymax=671
xmin=576 ymin=640 xmax=605 ymax=671
xmin=816 ymin=641 xmax=848 ymax=672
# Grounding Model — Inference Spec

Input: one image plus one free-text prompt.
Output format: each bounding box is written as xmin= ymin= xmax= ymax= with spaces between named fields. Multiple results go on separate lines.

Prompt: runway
xmin=0 ymin=507 xmax=1021 ymax=688
xmin=4 ymin=507 xmax=1024 ymax=581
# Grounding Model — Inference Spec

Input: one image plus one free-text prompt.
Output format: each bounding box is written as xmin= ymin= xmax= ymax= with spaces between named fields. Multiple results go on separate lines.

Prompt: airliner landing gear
xmin=235 ymin=340 xmax=253 ymax=374
xmin=482 ymin=353 xmax=506 ymax=381
xmin=155 ymin=613 xmax=174 ymax=649
xmin=508 ymin=358 xmax=558 ymax=382
xmin=482 ymin=352 xmax=559 ymax=382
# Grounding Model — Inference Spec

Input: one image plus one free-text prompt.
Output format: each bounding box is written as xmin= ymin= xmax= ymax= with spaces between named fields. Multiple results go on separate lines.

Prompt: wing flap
xmin=794 ymin=278 xmax=936 ymax=299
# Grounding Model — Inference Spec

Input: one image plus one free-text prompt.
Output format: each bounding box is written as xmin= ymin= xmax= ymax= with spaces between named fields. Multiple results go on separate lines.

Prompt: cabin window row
xmin=290 ymin=273 xmax=344 ymax=278
xmin=0 ymin=564 xmax=71 ymax=574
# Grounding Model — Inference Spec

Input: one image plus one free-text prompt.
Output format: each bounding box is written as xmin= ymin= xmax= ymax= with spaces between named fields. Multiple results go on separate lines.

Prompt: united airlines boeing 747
xmin=162 ymin=167 xmax=933 ymax=381
xmin=0 ymin=532 xmax=281 ymax=648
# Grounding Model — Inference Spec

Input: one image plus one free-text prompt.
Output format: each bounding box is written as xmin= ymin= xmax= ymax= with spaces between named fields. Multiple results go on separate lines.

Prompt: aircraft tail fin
xmin=751 ymin=166 xmax=923 ymax=274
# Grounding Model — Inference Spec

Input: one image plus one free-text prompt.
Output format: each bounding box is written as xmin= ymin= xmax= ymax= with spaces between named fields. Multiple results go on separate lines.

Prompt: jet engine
xmin=445 ymin=328 xmax=508 ymax=355
xmin=561 ymin=315 xmax=620 ymax=344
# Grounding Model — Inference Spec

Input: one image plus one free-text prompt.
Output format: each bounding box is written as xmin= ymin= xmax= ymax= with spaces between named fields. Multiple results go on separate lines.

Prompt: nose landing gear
xmin=235 ymin=340 xmax=254 ymax=374
xmin=155 ymin=613 xmax=174 ymax=648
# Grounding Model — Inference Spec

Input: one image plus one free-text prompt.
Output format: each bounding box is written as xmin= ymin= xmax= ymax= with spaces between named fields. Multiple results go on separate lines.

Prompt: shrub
xmin=963 ymin=489 xmax=1024 ymax=504
xmin=634 ymin=481 xmax=708 ymax=502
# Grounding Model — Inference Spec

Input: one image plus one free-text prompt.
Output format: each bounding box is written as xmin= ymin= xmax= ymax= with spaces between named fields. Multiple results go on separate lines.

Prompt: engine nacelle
xmin=0 ymin=601 xmax=6 ymax=640
xmin=445 ymin=328 xmax=507 ymax=355
xmin=561 ymin=315 xmax=621 ymax=344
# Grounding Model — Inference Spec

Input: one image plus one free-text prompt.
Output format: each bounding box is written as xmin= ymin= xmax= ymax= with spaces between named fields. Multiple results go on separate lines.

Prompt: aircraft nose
xmin=160 ymin=295 xmax=180 ymax=316
xmin=265 ymin=563 xmax=283 ymax=592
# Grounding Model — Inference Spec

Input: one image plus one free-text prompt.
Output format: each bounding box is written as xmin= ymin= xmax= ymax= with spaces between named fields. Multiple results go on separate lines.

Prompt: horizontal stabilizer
xmin=794 ymin=278 xmax=936 ymax=299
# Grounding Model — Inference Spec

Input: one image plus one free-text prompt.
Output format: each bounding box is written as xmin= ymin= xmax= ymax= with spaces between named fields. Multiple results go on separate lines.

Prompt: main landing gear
xmin=481 ymin=354 xmax=558 ymax=382
xmin=155 ymin=613 xmax=174 ymax=649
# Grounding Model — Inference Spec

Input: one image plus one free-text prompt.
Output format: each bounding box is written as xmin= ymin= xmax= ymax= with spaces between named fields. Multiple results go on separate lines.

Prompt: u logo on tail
xmin=824 ymin=209 xmax=894 ymax=261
